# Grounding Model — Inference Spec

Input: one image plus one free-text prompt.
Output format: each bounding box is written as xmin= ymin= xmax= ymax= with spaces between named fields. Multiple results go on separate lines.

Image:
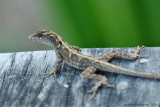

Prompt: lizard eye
xmin=37 ymin=33 xmax=43 ymax=37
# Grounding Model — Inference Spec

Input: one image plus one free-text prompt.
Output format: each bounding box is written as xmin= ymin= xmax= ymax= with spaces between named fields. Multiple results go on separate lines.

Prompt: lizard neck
xmin=48 ymin=32 xmax=72 ymax=59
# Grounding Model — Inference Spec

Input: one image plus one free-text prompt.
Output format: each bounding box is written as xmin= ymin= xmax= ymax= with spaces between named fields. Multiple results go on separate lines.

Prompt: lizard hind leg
xmin=98 ymin=46 xmax=146 ymax=61
xmin=80 ymin=66 xmax=115 ymax=100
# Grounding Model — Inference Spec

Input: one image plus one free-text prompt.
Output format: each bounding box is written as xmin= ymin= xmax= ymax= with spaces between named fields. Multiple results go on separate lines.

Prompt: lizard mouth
xmin=28 ymin=35 xmax=32 ymax=40
xmin=28 ymin=35 xmax=36 ymax=41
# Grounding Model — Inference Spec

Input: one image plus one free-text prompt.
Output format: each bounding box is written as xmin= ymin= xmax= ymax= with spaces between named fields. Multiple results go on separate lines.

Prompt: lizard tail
xmin=97 ymin=62 xmax=160 ymax=79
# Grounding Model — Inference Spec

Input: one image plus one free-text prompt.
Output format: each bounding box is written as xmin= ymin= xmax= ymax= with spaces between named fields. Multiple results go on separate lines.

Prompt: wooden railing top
xmin=0 ymin=47 xmax=160 ymax=107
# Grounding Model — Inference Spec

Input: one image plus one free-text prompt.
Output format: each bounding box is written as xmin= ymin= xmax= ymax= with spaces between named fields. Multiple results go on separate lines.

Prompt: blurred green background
xmin=0 ymin=0 xmax=160 ymax=53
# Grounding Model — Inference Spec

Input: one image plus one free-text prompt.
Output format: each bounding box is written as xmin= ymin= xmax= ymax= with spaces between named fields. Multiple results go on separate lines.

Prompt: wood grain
xmin=0 ymin=47 xmax=160 ymax=107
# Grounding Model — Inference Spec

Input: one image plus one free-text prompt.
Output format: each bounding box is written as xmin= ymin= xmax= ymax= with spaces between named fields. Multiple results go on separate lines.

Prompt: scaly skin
xmin=29 ymin=30 xmax=160 ymax=100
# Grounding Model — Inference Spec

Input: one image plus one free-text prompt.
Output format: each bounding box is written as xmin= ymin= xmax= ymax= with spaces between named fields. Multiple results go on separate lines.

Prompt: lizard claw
xmin=88 ymin=81 xmax=115 ymax=100
xmin=130 ymin=46 xmax=149 ymax=59
xmin=42 ymin=72 xmax=52 ymax=78
xmin=87 ymin=86 xmax=98 ymax=101
xmin=131 ymin=46 xmax=144 ymax=53
xmin=42 ymin=70 xmax=57 ymax=78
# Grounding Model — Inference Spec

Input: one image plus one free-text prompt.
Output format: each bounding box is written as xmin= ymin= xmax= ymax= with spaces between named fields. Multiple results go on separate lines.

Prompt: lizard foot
xmin=131 ymin=46 xmax=148 ymax=58
xmin=42 ymin=70 xmax=56 ymax=78
xmin=88 ymin=81 xmax=115 ymax=100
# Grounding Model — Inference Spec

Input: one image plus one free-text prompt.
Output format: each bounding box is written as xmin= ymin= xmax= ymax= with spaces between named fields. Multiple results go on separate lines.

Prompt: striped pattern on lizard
xmin=28 ymin=30 xmax=160 ymax=100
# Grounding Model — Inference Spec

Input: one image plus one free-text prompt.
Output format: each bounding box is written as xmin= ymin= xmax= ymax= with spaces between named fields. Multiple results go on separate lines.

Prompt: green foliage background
xmin=45 ymin=0 xmax=160 ymax=48
xmin=0 ymin=0 xmax=160 ymax=52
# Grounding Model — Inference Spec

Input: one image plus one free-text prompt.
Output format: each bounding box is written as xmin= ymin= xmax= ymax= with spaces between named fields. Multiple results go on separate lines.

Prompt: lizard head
xmin=28 ymin=30 xmax=59 ymax=47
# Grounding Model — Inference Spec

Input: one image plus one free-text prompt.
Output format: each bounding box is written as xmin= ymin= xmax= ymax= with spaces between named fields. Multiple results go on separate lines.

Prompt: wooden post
xmin=0 ymin=47 xmax=160 ymax=107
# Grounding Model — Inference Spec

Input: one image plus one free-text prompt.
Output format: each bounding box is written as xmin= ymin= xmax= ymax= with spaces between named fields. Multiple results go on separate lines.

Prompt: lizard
xmin=28 ymin=30 xmax=160 ymax=100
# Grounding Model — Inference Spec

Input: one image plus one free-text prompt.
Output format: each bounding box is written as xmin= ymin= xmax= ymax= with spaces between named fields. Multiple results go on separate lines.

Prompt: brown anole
xmin=28 ymin=30 xmax=160 ymax=100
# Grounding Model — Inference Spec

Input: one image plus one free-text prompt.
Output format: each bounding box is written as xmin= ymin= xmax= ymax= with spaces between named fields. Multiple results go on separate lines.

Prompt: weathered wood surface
xmin=0 ymin=47 xmax=160 ymax=107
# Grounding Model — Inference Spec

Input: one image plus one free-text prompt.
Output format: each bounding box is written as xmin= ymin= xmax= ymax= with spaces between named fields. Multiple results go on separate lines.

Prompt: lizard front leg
xmin=80 ymin=66 xmax=114 ymax=100
xmin=43 ymin=51 xmax=62 ymax=78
